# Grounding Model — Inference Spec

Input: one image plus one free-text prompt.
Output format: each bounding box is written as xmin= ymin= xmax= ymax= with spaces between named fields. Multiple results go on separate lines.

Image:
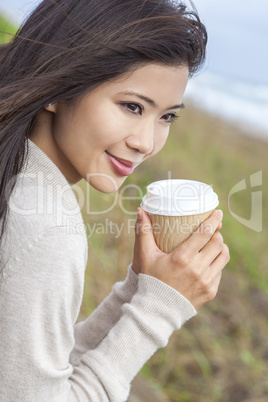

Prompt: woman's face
xmin=39 ymin=63 xmax=189 ymax=192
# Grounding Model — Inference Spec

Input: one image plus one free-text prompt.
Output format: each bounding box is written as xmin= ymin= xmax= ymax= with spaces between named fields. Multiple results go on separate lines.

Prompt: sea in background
xmin=184 ymin=70 xmax=268 ymax=141
xmin=185 ymin=0 xmax=268 ymax=141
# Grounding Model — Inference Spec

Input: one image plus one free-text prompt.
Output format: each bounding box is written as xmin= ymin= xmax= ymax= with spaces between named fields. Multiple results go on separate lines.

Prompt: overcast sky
xmin=194 ymin=0 xmax=268 ymax=84
xmin=1 ymin=0 xmax=267 ymax=85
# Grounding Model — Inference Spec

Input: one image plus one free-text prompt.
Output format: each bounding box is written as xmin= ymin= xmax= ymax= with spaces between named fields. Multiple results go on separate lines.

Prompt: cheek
xmin=53 ymin=107 xmax=109 ymax=150
xmin=153 ymin=130 xmax=170 ymax=155
xmin=143 ymin=130 xmax=169 ymax=162
xmin=83 ymin=105 xmax=127 ymax=147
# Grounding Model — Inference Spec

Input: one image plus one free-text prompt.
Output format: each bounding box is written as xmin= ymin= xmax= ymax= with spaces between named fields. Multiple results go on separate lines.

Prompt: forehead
xmin=94 ymin=63 xmax=190 ymax=105
xmin=117 ymin=62 xmax=188 ymax=82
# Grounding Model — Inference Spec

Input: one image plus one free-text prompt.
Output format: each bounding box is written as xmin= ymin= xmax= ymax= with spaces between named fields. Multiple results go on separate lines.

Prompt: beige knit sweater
xmin=0 ymin=139 xmax=196 ymax=401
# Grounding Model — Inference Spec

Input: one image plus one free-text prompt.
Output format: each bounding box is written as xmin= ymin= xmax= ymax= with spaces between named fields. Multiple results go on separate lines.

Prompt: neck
xmin=29 ymin=110 xmax=82 ymax=185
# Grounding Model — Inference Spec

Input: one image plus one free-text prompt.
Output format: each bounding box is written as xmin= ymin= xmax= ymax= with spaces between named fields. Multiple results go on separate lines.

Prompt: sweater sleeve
xmin=0 ymin=226 xmax=196 ymax=402
xmin=68 ymin=274 xmax=197 ymax=401
xmin=70 ymin=265 xmax=138 ymax=365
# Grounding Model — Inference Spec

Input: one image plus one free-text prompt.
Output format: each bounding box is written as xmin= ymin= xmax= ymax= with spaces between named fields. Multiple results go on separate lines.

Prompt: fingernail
xmin=137 ymin=207 xmax=143 ymax=221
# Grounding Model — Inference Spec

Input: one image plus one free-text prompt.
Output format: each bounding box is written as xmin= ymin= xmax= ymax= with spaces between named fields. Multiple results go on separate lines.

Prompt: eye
xmin=121 ymin=102 xmax=143 ymax=115
xmin=161 ymin=113 xmax=179 ymax=124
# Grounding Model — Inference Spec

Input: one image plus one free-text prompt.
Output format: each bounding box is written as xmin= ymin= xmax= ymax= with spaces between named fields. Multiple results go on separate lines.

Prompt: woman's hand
xmin=132 ymin=208 xmax=230 ymax=310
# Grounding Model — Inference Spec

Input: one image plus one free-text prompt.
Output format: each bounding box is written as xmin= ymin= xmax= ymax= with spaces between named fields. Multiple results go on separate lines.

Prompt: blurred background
xmin=1 ymin=1 xmax=267 ymax=401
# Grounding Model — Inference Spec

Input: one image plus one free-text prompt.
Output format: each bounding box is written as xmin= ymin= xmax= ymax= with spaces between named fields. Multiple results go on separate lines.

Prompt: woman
xmin=0 ymin=0 xmax=230 ymax=401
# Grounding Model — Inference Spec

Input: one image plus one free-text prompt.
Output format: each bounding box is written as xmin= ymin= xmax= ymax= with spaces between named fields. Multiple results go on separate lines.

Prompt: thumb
xmin=132 ymin=208 xmax=160 ymax=274
xmin=135 ymin=207 xmax=156 ymax=251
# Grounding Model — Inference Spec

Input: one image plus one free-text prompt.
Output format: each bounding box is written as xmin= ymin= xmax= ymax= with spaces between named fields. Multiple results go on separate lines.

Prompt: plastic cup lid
xmin=141 ymin=179 xmax=219 ymax=216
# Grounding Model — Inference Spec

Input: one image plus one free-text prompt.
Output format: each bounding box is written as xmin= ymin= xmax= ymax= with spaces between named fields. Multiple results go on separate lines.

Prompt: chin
xmin=86 ymin=174 xmax=126 ymax=194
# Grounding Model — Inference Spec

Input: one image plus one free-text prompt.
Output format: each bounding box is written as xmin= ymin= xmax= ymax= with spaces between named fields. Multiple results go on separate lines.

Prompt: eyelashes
xmin=120 ymin=102 xmax=179 ymax=124
xmin=122 ymin=102 xmax=143 ymax=115
xmin=163 ymin=113 xmax=179 ymax=124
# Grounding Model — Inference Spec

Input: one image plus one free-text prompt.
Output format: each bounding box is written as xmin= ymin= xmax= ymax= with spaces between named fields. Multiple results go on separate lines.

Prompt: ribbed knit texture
xmin=0 ymin=139 xmax=197 ymax=401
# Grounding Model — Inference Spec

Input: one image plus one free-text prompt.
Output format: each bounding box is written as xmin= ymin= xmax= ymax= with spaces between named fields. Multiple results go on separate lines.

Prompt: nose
xmin=125 ymin=120 xmax=155 ymax=155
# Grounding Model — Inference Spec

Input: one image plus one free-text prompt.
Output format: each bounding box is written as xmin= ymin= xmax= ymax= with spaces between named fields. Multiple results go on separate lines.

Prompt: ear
xmin=44 ymin=103 xmax=57 ymax=113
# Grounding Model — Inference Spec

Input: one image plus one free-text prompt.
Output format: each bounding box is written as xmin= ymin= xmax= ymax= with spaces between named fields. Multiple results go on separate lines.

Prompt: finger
xmin=209 ymin=244 xmax=230 ymax=273
xmin=135 ymin=208 xmax=158 ymax=253
xmin=186 ymin=210 xmax=223 ymax=254
xmin=199 ymin=231 xmax=224 ymax=267
xmin=206 ymin=271 xmax=223 ymax=303
xmin=197 ymin=244 xmax=229 ymax=306
xmin=217 ymin=222 xmax=222 ymax=231
xmin=202 ymin=244 xmax=229 ymax=289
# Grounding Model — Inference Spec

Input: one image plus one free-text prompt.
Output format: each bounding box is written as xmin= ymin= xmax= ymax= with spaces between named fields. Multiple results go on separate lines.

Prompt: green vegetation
xmin=0 ymin=14 xmax=17 ymax=43
xmin=78 ymin=107 xmax=268 ymax=401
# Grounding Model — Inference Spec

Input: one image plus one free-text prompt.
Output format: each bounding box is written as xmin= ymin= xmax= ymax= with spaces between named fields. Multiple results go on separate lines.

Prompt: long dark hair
xmin=0 ymin=0 xmax=207 ymax=240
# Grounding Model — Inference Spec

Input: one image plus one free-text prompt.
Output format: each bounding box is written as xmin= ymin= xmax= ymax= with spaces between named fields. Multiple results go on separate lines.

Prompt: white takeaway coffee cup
xmin=140 ymin=179 xmax=219 ymax=253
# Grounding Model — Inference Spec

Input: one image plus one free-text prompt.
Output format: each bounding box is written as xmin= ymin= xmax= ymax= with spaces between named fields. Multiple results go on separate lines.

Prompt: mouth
xmin=105 ymin=151 xmax=138 ymax=176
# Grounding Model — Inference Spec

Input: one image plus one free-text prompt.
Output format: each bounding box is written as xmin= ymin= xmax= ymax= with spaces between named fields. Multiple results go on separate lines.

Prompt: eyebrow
xmin=118 ymin=91 xmax=185 ymax=110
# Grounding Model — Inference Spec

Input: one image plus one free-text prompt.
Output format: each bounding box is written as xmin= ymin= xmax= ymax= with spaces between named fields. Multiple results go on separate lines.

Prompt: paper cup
xmin=141 ymin=179 xmax=219 ymax=253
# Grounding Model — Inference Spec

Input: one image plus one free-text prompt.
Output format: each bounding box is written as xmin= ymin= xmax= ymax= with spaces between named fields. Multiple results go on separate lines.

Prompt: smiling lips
xmin=106 ymin=151 xmax=138 ymax=176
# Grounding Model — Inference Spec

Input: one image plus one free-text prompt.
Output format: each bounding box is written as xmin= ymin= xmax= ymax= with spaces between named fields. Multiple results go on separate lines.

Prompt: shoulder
xmin=1 ymin=174 xmax=88 ymax=269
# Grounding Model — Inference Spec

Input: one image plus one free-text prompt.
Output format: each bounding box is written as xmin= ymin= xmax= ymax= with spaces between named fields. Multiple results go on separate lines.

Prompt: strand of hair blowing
xmin=0 ymin=0 xmax=207 ymax=242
